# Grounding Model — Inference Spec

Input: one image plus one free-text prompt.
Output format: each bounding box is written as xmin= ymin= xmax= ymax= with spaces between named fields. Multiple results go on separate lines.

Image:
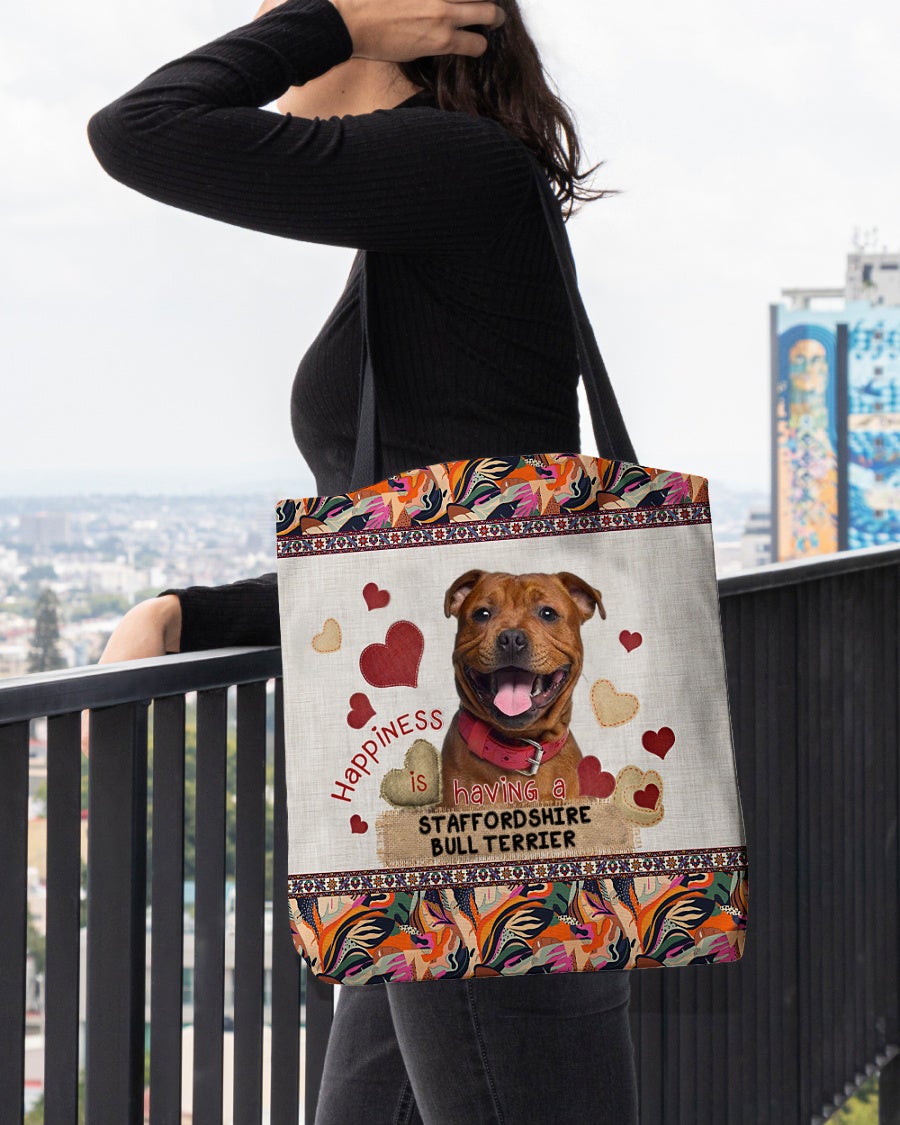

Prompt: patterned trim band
xmin=287 ymin=844 xmax=747 ymax=896
xmin=276 ymin=453 xmax=711 ymax=552
xmin=277 ymin=504 xmax=711 ymax=559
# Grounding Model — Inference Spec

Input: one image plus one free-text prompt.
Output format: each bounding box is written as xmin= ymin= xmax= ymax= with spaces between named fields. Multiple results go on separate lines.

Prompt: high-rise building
xmin=771 ymin=249 xmax=900 ymax=562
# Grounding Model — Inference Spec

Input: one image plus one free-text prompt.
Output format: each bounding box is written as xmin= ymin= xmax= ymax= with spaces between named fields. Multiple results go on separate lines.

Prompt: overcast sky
xmin=3 ymin=0 xmax=899 ymax=498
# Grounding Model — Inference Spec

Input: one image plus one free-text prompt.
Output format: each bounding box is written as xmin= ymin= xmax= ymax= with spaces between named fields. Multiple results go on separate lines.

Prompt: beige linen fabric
xmin=278 ymin=521 xmax=745 ymax=878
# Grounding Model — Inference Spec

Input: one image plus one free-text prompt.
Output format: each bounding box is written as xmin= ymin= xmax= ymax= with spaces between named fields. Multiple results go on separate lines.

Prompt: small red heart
xmin=347 ymin=693 xmax=376 ymax=729
xmin=359 ymin=621 xmax=424 ymax=689
xmin=619 ymin=630 xmax=643 ymax=653
xmin=642 ymin=728 xmax=675 ymax=758
xmin=634 ymin=783 xmax=660 ymax=811
xmin=363 ymin=582 xmax=390 ymax=611
xmin=577 ymin=755 xmax=616 ymax=799
xmin=350 ymin=814 xmax=369 ymax=834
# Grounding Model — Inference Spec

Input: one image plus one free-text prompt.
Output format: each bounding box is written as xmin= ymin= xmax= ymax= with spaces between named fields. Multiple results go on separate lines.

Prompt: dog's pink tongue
xmin=493 ymin=669 xmax=534 ymax=716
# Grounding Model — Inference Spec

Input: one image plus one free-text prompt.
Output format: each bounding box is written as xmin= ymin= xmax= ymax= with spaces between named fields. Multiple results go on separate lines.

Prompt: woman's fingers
xmin=332 ymin=0 xmax=505 ymax=62
xmin=448 ymin=29 xmax=491 ymax=57
xmin=445 ymin=2 xmax=501 ymax=57
xmin=447 ymin=0 xmax=507 ymax=31
xmin=442 ymin=1 xmax=506 ymax=56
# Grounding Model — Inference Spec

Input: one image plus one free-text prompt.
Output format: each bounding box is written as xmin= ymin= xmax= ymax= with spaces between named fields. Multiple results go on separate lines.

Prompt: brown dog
xmin=440 ymin=569 xmax=605 ymax=806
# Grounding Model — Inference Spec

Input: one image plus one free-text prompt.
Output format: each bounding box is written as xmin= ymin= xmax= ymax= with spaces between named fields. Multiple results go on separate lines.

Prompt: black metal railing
xmin=0 ymin=648 xmax=336 ymax=1125
xmin=1 ymin=545 xmax=898 ymax=1124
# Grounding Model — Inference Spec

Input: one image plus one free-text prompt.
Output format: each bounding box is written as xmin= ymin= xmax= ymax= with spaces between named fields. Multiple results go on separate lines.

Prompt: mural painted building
xmin=771 ymin=251 xmax=900 ymax=562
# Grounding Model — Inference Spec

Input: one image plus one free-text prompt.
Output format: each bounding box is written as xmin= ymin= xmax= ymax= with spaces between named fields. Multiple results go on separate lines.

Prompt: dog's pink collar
xmin=457 ymin=709 xmax=569 ymax=776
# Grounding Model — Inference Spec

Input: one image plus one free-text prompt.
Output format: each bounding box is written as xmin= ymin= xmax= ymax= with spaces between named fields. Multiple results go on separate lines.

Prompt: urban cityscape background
xmin=5 ymin=0 xmax=899 ymax=1115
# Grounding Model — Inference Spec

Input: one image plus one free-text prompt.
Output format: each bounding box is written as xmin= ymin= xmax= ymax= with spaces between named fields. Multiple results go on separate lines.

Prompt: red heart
xmin=359 ymin=621 xmax=424 ymax=689
xmin=363 ymin=582 xmax=390 ymax=611
xmin=577 ymin=755 xmax=616 ymax=799
xmin=347 ymin=693 xmax=375 ymax=729
xmin=619 ymin=630 xmax=643 ymax=653
xmin=642 ymin=728 xmax=675 ymax=758
xmin=634 ymin=783 xmax=660 ymax=811
xmin=350 ymin=814 xmax=369 ymax=834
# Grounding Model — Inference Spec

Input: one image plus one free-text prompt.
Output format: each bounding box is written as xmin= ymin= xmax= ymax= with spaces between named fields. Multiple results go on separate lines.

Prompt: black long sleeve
xmin=87 ymin=0 xmax=535 ymax=254
xmin=160 ymin=574 xmax=280 ymax=650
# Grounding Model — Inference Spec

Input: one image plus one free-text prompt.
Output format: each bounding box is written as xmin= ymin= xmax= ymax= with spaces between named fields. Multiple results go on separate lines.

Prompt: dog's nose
xmin=496 ymin=629 xmax=528 ymax=655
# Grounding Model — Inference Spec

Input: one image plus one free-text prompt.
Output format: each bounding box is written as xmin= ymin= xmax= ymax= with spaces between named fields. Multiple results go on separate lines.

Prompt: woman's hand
xmin=254 ymin=0 xmax=506 ymax=61
xmin=333 ymin=0 xmax=506 ymax=60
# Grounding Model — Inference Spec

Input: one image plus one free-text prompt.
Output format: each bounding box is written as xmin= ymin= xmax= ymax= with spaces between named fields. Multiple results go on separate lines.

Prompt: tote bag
xmin=276 ymin=156 xmax=748 ymax=984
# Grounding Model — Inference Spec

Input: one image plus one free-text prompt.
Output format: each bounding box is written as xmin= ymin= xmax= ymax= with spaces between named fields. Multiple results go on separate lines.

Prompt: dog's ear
xmin=555 ymin=572 xmax=606 ymax=621
xmin=444 ymin=570 xmax=485 ymax=618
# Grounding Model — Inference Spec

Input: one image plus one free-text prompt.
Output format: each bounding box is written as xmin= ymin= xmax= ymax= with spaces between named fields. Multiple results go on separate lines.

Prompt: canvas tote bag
xmin=276 ymin=155 xmax=749 ymax=984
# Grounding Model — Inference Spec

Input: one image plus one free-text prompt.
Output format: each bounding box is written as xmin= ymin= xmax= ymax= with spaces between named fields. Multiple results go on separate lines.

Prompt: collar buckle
xmin=515 ymin=738 xmax=545 ymax=777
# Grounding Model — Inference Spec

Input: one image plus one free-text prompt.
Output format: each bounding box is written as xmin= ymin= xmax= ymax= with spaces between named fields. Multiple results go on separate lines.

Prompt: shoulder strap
xmin=349 ymin=155 xmax=637 ymax=491
xmin=527 ymin=156 xmax=637 ymax=467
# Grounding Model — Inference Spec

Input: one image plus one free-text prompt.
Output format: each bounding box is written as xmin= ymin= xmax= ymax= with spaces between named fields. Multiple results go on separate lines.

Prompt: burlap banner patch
xmin=376 ymin=799 xmax=640 ymax=868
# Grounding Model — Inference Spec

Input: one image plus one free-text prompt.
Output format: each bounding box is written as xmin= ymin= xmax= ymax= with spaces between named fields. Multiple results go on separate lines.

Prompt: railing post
xmin=85 ymin=702 xmax=149 ymax=1124
xmin=881 ymin=1050 xmax=900 ymax=1125
xmin=43 ymin=711 xmax=84 ymax=1122
xmin=270 ymin=680 xmax=302 ymax=1125
xmin=0 ymin=721 xmax=30 ymax=1125
xmin=192 ymin=688 xmax=228 ymax=1125
xmin=149 ymin=695 xmax=186 ymax=1125
xmin=233 ymin=681 xmax=267 ymax=1123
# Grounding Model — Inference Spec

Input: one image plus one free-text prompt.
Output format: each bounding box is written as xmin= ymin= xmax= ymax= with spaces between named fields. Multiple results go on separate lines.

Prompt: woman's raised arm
xmin=87 ymin=0 xmax=532 ymax=254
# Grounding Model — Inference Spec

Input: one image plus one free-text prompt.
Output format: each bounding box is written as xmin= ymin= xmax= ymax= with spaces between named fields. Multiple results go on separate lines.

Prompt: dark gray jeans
xmin=314 ymin=970 xmax=639 ymax=1125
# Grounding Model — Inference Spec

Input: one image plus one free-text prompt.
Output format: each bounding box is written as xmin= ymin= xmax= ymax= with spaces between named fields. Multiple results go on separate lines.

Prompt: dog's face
xmin=444 ymin=570 xmax=606 ymax=733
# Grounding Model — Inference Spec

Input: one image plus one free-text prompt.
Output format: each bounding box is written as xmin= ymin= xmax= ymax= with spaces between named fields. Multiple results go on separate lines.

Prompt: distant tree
xmin=28 ymin=588 xmax=65 ymax=672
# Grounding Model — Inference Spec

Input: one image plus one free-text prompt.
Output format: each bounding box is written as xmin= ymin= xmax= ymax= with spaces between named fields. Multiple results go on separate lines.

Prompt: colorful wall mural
xmin=846 ymin=314 xmax=900 ymax=548
xmin=773 ymin=303 xmax=900 ymax=559
xmin=774 ymin=316 xmax=840 ymax=559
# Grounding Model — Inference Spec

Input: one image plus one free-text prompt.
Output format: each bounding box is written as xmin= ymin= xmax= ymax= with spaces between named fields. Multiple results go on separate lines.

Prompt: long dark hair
xmin=397 ymin=1 xmax=614 ymax=219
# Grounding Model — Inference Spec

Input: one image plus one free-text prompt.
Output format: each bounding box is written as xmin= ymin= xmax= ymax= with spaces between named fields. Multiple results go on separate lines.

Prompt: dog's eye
xmin=472 ymin=607 xmax=491 ymax=621
xmin=538 ymin=606 xmax=560 ymax=622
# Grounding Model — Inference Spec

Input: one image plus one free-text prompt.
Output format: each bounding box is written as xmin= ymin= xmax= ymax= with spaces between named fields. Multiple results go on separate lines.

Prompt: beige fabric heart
xmin=590 ymin=679 xmax=640 ymax=727
xmin=311 ymin=617 xmax=341 ymax=653
xmin=380 ymin=740 xmax=442 ymax=809
xmin=614 ymin=765 xmax=665 ymax=826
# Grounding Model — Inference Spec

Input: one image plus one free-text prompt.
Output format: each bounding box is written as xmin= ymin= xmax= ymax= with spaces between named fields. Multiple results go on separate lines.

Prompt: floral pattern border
xmin=276 ymin=453 xmax=710 ymax=555
xmin=289 ymin=865 xmax=748 ymax=984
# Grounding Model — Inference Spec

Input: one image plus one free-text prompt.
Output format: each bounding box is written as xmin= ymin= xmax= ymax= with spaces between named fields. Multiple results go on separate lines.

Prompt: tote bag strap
xmin=349 ymin=153 xmax=637 ymax=491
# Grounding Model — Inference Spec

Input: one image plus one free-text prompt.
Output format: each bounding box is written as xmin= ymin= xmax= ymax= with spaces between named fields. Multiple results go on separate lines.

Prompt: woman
xmin=88 ymin=0 xmax=640 ymax=1121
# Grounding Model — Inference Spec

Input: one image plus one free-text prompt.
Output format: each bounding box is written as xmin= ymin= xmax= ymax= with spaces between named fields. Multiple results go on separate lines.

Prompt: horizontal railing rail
xmin=1 ymin=544 xmax=898 ymax=1123
xmin=0 ymin=647 xmax=282 ymax=723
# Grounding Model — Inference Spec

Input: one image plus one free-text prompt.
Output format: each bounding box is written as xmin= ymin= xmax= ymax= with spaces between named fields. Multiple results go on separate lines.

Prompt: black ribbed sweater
xmin=87 ymin=0 xmax=591 ymax=650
